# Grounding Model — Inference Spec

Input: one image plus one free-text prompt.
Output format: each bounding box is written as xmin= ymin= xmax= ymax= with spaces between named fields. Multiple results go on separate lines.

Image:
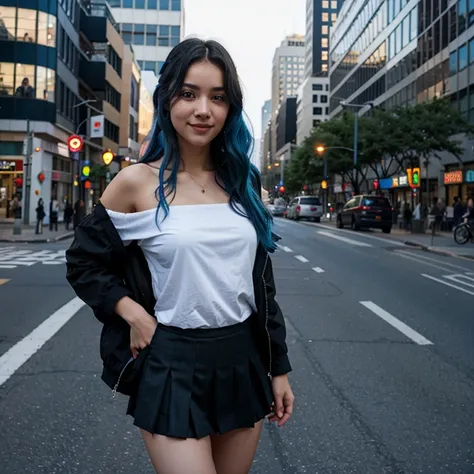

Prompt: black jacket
xmin=66 ymin=202 xmax=291 ymax=396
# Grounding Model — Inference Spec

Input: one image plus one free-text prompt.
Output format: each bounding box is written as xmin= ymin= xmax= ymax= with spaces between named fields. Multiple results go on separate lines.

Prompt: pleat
xmin=248 ymin=353 xmax=273 ymax=421
xmin=214 ymin=364 xmax=236 ymax=434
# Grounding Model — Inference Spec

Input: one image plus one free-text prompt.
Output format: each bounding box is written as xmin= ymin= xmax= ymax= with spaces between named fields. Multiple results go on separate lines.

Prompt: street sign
xmin=71 ymin=152 xmax=80 ymax=161
xmin=68 ymin=135 xmax=84 ymax=152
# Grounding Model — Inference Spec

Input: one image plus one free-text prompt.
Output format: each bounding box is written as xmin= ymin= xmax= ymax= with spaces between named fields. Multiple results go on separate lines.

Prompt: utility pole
xmin=23 ymin=119 xmax=32 ymax=226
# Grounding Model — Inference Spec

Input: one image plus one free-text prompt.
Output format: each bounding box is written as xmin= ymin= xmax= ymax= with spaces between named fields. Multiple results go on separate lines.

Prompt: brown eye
xmin=179 ymin=91 xmax=194 ymax=99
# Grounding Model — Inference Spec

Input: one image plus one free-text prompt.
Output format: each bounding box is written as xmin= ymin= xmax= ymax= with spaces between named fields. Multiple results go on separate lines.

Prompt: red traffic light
xmin=84 ymin=180 xmax=92 ymax=189
xmin=279 ymin=186 xmax=285 ymax=193
xmin=67 ymin=135 xmax=84 ymax=152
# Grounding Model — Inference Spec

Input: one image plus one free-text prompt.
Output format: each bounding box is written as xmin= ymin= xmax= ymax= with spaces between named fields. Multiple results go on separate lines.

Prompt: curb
xmin=403 ymin=240 xmax=474 ymax=260
xmin=0 ymin=232 xmax=74 ymax=244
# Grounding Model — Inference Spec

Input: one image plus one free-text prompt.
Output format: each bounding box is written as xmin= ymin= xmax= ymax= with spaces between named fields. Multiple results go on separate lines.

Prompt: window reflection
xmin=0 ymin=63 xmax=14 ymax=95
xmin=15 ymin=64 xmax=36 ymax=97
xmin=0 ymin=7 xmax=16 ymax=41
xmin=37 ymin=66 xmax=55 ymax=102
xmin=17 ymin=8 xmax=37 ymax=43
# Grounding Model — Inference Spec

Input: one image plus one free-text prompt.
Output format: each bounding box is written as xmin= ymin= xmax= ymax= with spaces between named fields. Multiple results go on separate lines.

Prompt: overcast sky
xmin=184 ymin=0 xmax=306 ymax=139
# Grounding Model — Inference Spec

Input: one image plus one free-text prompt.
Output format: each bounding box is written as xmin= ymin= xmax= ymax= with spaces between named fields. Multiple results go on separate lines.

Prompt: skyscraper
xmin=109 ymin=0 xmax=184 ymax=79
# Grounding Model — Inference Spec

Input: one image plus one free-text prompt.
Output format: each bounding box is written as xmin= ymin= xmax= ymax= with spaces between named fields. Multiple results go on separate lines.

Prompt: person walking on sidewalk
xmin=66 ymin=38 xmax=294 ymax=474
xmin=35 ymin=198 xmax=45 ymax=234
xmin=64 ymin=200 xmax=73 ymax=230
xmin=49 ymin=197 xmax=59 ymax=231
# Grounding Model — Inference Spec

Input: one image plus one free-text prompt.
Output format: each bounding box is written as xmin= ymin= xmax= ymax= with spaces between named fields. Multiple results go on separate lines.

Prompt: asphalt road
xmin=0 ymin=221 xmax=473 ymax=474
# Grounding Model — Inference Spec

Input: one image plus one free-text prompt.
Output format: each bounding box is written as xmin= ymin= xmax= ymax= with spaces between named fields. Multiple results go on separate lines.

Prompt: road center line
xmin=312 ymin=267 xmax=325 ymax=273
xmin=360 ymin=301 xmax=433 ymax=345
xmin=295 ymin=255 xmax=309 ymax=263
xmin=0 ymin=297 xmax=86 ymax=387
xmin=421 ymin=273 xmax=474 ymax=296
xmin=316 ymin=230 xmax=373 ymax=247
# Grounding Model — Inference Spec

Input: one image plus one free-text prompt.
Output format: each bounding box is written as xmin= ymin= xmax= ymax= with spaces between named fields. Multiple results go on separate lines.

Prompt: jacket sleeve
xmin=65 ymin=212 xmax=133 ymax=325
xmin=264 ymin=255 xmax=292 ymax=376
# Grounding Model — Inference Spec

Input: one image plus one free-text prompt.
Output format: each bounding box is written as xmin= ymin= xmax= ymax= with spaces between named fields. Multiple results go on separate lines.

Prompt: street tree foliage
xmin=285 ymin=98 xmax=473 ymax=195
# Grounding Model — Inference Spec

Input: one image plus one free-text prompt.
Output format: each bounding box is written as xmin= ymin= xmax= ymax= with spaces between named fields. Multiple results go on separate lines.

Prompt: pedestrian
xmin=64 ymin=200 xmax=73 ymax=230
xmin=403 ymin=201 xmax=412 ymax=231
xmin=453 ymin=196 xmax=464 ymax=226
xmin=35 ymin=198 xmax=45 ymax=234
xmin=66 ymin=38 xmax=294 ymax=474
xmin=73 ymin=199 xmax=85 ymax=229
xmin=49 ymin=197 xmax=59 ymax=231
xmin=10 ymin=194 xmax=21 ymax=219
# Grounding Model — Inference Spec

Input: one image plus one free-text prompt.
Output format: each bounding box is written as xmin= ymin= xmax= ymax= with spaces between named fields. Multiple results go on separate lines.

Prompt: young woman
xmin=66 ymin=38 xmax=294 ymax=474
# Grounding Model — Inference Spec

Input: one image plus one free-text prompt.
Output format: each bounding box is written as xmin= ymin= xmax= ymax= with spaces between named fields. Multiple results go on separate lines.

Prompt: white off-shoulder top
xmin=106 ymin=203 xmax=257 ymax=329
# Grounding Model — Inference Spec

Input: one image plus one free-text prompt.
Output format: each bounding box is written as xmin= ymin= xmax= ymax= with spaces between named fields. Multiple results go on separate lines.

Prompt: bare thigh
xmin=210 ymin=420 xmax=264 ymax=474
xmin=141 ymin=429 xmax=217 ymax=474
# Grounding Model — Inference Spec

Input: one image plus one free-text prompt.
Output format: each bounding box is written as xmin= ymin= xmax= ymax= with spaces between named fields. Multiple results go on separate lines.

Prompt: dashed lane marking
xmin=276 ymin=244 xmax=293 ymax=253
xmin=360 ymin=301 xmax=433 ymax=346
xmin=295 ymin=255 xmax=309 ymax=263
xmin=312 ymin=267 xmax=325 ymax=273
xmin=316 ymin=230 xmax=373 ymax=247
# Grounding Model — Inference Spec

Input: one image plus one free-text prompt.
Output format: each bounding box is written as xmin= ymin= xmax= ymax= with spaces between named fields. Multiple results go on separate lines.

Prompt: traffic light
xmin=81 ymin=161 xmax=91 ymax=181
xmin=407 ymin=167 xmax=420 ymax=188
xmin=102 ymin=150 xmax=114 ymax=165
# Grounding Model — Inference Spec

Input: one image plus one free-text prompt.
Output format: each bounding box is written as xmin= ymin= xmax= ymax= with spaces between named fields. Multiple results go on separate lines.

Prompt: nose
xmin=194 ymin=96 xmax=211 ymax=119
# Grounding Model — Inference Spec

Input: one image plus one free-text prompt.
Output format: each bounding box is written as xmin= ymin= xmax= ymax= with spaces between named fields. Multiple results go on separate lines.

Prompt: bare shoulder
xmin=101 ymin=164 xmax=154 ymax=212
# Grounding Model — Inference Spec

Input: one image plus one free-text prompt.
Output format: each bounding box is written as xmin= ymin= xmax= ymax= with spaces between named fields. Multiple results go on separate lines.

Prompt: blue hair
xmin=139 ymin=38 xmax=276 ymax=253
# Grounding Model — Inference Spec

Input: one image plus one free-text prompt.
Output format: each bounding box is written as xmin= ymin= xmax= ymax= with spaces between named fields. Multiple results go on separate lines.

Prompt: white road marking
xmin=360 ymin=301 xmax=433 ymax=346
xmin=445 ymin=274 xmax=474 ymax=289
xmin=421 ymin=273 xmax=474 ymax=296
xmin=316 ymin=230 xmax=373 ymax=247
xmin=282 ymin=246 xmax=293 ymax=253
xmin=312 ymin=267 xmax=325 ymax=273
xmin=397 ymin=250 xmax=471 ymax=272
xmin=0 ymin=297 xmax=86 ymax=387
xmin=0 ymin=249 xmax=66 ymax=269
xmin=310 ymin=223 xmax=406 ymax=246
xmin=295 ymin=255 xmax=309 ymax=263
xmin=394 ymin=251 xmax=456 ymax=273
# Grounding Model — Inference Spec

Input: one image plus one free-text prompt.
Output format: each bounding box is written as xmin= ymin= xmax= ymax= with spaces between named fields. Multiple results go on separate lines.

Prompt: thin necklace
xmin=183 ymin=169 xmax=206 ymax=193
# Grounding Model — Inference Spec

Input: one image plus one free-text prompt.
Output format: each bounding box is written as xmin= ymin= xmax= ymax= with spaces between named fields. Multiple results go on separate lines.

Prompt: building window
xmin=108 ymin=46 xmax=122 ymax=77
xmin=0 ymin=63 xmax=15 ymax=96
xmin=331 ymin=13 xmax=337 ymax=23
xmin=17 ymin=8 xmax=37 ymax=43
xmin=0 ymin=7 xmax=16 ymax=41
xmin=322 ymin=0 xmax=329 ymax=7
xmin=313 ymin=107 xmax=323 ymax=115
xmin=133 ymin=24 xmax=145 ymax=45
xmin=322 ymin=25 xmax=328 ymax=34
xmin=147 ymin=0 xmax=157 ymax=7
xmin=135 ymin=0 xmax=145 ymax=8
xmin=322 ymin=12 xmax=329 ymax=22
xmin=312 ymin=84 xmax=323 ymax=91
xmin=158 ymin=25 xmax=180 ymax=46
xmin=105 ymin=82 xmax=121 ymax=111
xmin=321 ymin=37 xmax=328 ymax=48
xmin=159 ymin=0 xmax=181 ymax=9
xmin=313 ymin=119 xmax=321 ymax=127
xmin=121 ymin=23 xmax=132 ymax=44
xmin=321 ymin=95 xmax=328 ymax=103
xmin=36 ymin=66 xmax=55 ymax=101
xmin=146 ymin=24 xmax=157 ymax=45
xmin=15 ymin=64 xmax=36 ymax=96
xmin=469 ymin=38 xmax=474 ymax=64
xmin=459 ymin=43 xmax=468 ymax=70
xmin=313 ymin=95 xmax=318 ymax=102
xmin=449 ymin=50 xmax=457 ymax=75
xmin=331 ymin=0 xmax=338 ymax=8
xmin=105 ymin=119 xmax=119 ymax=143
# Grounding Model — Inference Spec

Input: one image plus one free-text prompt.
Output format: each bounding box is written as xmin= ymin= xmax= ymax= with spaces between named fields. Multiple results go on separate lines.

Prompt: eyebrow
xmin=182 ymin=82 xmax=225 ymax=92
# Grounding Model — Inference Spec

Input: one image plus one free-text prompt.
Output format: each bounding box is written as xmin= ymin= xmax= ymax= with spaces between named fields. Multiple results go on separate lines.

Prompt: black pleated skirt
xmin=126 ymin=316 xmax=273 ymax=439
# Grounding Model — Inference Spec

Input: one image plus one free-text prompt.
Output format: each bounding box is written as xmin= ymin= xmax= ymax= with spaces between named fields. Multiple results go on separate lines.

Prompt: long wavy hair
xmin=140 ymin=38 xmax=276 ymax=252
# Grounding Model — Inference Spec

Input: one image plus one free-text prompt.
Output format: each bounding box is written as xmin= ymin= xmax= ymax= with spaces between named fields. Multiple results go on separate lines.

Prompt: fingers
xmin=131 ymin=346 xmax=139 ymax=359
xmin=267 ymin=390 xmax=295 ymax=427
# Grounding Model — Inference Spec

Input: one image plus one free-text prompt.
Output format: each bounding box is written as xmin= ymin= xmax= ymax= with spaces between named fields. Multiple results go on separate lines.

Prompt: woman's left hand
xmin=268 ymin=374 xmax=294 ymax=427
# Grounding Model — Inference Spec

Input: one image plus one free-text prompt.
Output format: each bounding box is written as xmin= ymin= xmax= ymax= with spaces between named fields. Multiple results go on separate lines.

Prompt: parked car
xmin=337 ymin=195 xmax=393 ymax=233
xmin=271 ymin=198 xmax=287 ymax=217
xmin=286 ymin=196 xmax=323 ymax=222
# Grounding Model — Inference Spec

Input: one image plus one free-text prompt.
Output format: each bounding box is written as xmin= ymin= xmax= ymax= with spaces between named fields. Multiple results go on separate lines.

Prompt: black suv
xmin=337 ymin=195 xmax=393 ymax=233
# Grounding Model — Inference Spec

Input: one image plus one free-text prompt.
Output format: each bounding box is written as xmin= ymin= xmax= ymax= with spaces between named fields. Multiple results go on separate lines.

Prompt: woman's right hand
xmin=115 ymin=297 xmax=158 ymax=359
xmin=129 ymin=311 xmax=158 ymax=359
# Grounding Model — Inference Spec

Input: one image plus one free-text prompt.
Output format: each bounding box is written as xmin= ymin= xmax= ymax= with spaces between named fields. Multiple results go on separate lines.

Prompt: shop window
xmin=0 ymin=7 xmax=16 ymax=41
xmin=15 ymin=64 xmax=36 ymax=97
xmin=0 ymin=63 xmax=15 ymax=96
xmin=36 ymin=66 xmax=55 ymax=102
xmin=17 ymin=8 xmax=37 ymax=43
xmin=38 ymin=12 xmax=56 ymax=47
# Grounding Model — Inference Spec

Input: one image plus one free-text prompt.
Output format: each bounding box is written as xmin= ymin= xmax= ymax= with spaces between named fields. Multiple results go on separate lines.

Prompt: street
xmin=1 ymin=222 xmax=474 ymax=474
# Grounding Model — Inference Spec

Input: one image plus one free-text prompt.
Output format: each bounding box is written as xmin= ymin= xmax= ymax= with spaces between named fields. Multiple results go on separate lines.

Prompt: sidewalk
xmin=0 ymin=223 xmax=74 ymax=243
xmin=319 ymin=217 xmax=474 ymax=260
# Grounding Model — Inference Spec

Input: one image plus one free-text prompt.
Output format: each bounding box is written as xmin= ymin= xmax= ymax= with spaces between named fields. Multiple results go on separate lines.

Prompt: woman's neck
xmin=178 ymin=140 xmax=213 ymax=172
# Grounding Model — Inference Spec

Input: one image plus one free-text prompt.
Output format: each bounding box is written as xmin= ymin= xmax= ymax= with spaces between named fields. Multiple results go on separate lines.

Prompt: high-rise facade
xmin=109 ymin=0 xmax=184 ymax=79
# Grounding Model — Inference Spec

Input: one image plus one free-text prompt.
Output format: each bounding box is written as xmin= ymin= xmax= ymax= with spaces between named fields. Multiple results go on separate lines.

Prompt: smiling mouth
xmin=189 ymin=124 xmax=213 ymax=131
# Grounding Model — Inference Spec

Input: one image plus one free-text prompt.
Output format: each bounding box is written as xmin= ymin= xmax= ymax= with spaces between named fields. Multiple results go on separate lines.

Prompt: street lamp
xmin=339 ymin=100 xmax=374 ymax=167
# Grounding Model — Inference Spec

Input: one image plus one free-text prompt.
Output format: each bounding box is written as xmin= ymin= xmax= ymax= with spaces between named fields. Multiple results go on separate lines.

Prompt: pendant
xmin=201 ymin=189 xmax=205 ymax=193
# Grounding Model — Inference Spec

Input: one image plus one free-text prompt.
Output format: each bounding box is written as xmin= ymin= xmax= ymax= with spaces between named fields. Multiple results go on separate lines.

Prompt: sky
xmin=184 ymin=0 xmax=306 ymax=140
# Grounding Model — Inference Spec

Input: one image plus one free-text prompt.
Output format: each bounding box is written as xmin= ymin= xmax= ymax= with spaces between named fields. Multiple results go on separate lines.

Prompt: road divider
xmin=0 ymin=297 xmax=85 ymax=387
xmin=360 ymin=301 xmax=433 ymax=345
xmin=316 ymin=230 xmax=373 ymax=247
xmin=295 ymin=255 xmax=309 ymax=263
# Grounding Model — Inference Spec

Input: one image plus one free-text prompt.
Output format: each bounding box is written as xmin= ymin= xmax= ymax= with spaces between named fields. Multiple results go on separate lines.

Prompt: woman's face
xmin=170 ymin=60 xmax=230 ymax=149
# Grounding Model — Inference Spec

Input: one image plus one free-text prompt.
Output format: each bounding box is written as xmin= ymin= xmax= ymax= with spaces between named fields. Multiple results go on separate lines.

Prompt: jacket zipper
xmin=112 ymin=356 xmax=135 ymax=399
xmin=261 ymin=252 xmax=272 ymax=378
